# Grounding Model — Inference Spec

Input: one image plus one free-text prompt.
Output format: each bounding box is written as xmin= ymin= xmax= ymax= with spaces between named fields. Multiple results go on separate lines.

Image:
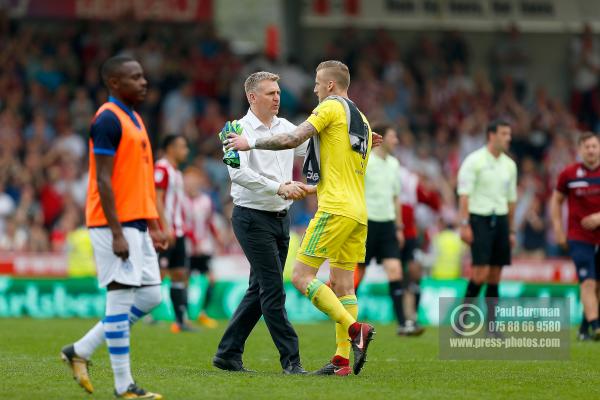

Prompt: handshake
xmin=277 ymin=181 xmax=316 ymax=200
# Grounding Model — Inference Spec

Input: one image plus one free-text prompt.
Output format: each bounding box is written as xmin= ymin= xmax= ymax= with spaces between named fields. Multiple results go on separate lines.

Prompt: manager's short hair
xmin=244 ymin=71 xmax=280 ymax=94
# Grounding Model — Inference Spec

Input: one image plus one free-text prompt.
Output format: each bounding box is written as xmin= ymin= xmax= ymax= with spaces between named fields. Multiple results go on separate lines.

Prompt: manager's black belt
xmin=237 ymin=205 xmax=288 ymax=218
xmin=470 ymin=213 xmax=507 ymax=228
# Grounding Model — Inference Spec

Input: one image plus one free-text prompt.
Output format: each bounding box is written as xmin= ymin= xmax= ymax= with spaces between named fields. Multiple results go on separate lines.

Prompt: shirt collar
xmin=581 ymin=161 xmax=600 ymax=172
xmin=483 ymin=145 xmax=502 ymax=161
xmin=109 ymin=96 xmax=141 ymax=129
xmin=245 ymin=108 xmax=280 ymax=130
xmin=372 ymin=148 xmax=390 ymax=161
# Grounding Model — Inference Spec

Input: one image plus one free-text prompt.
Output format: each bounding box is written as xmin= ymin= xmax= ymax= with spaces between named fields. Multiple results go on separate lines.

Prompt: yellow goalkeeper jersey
xmin=306 ymin=98 xmax=372 ymax=225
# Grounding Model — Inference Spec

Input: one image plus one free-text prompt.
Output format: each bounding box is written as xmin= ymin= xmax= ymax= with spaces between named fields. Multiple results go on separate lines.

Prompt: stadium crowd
xmin=0 ymin=14 xmax=597 ymax=263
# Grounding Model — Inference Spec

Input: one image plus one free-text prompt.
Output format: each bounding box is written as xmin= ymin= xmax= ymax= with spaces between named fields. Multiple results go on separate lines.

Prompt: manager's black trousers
xmin=215 ymin=206 xmax=300 ymax=368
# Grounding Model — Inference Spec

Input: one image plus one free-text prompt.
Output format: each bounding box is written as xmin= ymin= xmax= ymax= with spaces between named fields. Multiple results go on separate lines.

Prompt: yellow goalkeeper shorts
xmin=296 ymin=210 xmax=367 ymax=269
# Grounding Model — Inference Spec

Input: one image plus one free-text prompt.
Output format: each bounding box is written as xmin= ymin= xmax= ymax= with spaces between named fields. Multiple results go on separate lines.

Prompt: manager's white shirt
xmin=228 ymin=109 xmax=308 ymax=212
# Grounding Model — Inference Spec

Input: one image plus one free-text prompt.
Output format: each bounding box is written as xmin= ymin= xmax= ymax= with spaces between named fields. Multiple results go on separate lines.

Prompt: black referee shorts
xmin=469 ymin=214 xmax=511 ymax=267
xmin=159 ymin=236 xmax=187 ymax=269
xmin=189 ymin=254 xmax=212 ymax=274
xmin=365 ymin=220 xmax=401 ymax=265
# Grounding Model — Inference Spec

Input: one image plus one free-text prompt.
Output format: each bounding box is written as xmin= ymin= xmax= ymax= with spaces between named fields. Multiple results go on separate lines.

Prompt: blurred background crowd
xmin=0 ymin=10 xmax=597 ymax=263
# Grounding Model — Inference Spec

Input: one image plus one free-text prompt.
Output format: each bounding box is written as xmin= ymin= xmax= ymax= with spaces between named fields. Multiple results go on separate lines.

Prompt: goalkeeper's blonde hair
xmin=244 ymin=71 xmax=280 ymax=94
xmin=316 ymin=60 xmax=350 ymax=90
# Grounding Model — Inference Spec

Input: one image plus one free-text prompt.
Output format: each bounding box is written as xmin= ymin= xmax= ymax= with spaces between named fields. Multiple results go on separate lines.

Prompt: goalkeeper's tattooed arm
xmin=257 ymin=125 xmax=381 ymax=150
xmin=226 ymin=122 xmax=317 ymax=151
xmin=254 ymin=122 xmax=317 ymax=150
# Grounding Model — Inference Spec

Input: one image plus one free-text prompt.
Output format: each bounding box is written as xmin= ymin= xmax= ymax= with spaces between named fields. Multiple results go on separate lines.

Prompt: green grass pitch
xmin=1 ymin=318 xmax=599 ymax=399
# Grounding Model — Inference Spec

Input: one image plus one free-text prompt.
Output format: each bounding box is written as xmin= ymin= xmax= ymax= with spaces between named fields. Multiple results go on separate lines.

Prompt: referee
xmin=457 ymin=120 xmax=517 ymax=325
xmin=354 ymin=123 xmax=406 ymax=337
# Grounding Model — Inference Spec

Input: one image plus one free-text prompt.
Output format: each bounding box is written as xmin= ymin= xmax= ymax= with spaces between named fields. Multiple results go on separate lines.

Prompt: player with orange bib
xmin=61 ymin=56 xmax=167 ymax=399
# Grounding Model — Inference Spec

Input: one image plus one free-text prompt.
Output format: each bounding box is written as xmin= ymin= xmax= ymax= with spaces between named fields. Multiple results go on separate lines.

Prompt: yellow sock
xmin=335 ymin=295 xmax=358 ymax=360
xmin=306 ymin=279 xmax=355 ymax=331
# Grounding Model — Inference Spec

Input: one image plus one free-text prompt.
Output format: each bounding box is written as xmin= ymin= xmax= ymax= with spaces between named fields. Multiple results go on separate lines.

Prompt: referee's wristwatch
xmin=460 ymin=218 xmax=469 ymax=227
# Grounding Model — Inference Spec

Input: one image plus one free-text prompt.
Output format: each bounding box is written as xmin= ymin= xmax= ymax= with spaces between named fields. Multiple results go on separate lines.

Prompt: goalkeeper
xmin=213 ymin=71 xmax=311 ymax=374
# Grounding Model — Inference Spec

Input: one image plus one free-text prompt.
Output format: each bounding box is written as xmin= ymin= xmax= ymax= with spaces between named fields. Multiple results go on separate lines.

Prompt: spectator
xmin=409 ymin=35 xmax=443 ymax=90
xmin=439 ymin=29 xmax=470 ymax=67
xmin=518 ymin=195 xmax=546 ymax=259
xmin=493 ymin=24 xmax=530 ymax=101
xmin=162 ymin=81 xmax=195 ymax=135
xmin=447 ymin=62 xmax=474 ymax=95
xmin=197 ymin=99 xmax=226 ymax=138
xmin=27 ymin=215 xmax=50 ymax=252
xmin=35 ymin=56 xmax=64 ymax=91
xmin=52 ymin=111 xmax=86 ymax=161
xmin=24 ymin=109 xmax=55 ymax=144
xmin=0 ymin=181 xmax=16 ymax=230
xmin=38 ymin=165 xmax=64 ymax=228
xmin=570 ymin=24 xmax=600 ymax=131
xmin=51 ymin=205 xmax=81 ymax=252
xmin=69 ymin=87 xmax=94 ymax=135
xmin=0 ymin=216 xmax=27 ymax=251
xmin=277 ymin=57 xmax=312 ymax=115
xmin=348 ymin=60 xmax=383 ymax=118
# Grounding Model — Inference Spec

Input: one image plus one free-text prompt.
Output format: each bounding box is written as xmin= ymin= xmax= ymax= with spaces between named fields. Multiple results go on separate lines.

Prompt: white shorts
xmin=89 ymin=227 xmax=161 ymax=288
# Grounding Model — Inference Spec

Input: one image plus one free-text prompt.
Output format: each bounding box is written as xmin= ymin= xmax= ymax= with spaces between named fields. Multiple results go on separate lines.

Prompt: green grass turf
xmin=1 ymin=318 xmax=599 ymax=399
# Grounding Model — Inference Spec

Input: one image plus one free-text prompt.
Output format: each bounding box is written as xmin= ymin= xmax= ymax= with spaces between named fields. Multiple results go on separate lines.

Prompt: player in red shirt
xmin=154 ymin=134 xmax=191 ymax=333
xmin=397 ymin=171 xmax=441 ymax=335
xmin=182 ymin=167 xmax=224 ymax=328
xmin=551 ymin=132 xmax=600 ymax=341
